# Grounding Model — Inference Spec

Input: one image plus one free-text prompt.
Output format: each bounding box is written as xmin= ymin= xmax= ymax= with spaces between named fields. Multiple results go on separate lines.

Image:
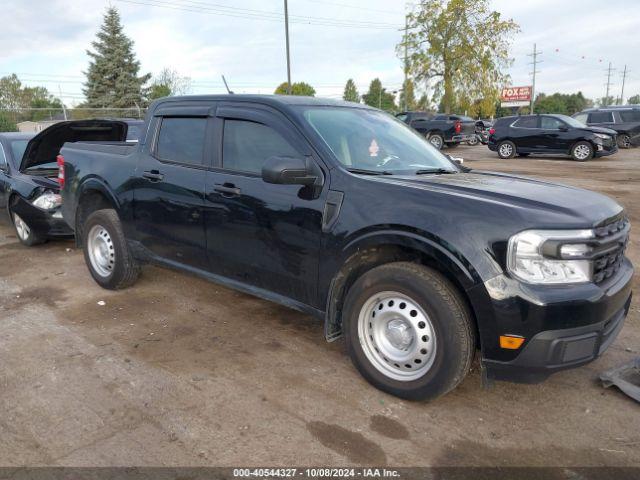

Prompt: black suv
xmin=573 ymin=106 xmax=640 ymax=149
xmin=488 ymin=114 xmax=618 ymax=161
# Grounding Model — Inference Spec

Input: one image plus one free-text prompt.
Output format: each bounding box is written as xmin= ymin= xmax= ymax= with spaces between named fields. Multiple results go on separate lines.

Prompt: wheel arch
xmin=74 ymin=179 xmax=120 ymax=245
xmin=324 ymin=230 xmax=482 ymax=346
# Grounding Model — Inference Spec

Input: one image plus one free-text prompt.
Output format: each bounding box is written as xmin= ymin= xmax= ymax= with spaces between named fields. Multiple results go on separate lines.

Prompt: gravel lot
xmin=1 ymin=145 xmax=639 ymax=467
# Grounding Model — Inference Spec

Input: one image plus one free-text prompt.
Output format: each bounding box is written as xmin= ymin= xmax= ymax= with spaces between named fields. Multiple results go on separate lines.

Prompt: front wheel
xmin=344 ymin=262 xmax=475 ymax=401
xmin=11 ymin=211 xmax=46 ymax=246
xmin=467 ymin=136 xmax=479 ymax=146
xmin=571 ymin=141 xmax=593 ymax=161
xmin=82 ymin=209 xmax=140 ymax=289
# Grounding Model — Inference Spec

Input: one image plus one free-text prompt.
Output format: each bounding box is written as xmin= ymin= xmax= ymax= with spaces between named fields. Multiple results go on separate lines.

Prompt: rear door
xmin=203 ymin=103 xmax=327 ymax=306
xmin=133 ymin=104 xmax=213 ymax=268
xmin=510 ymin=115 xmax=540 ymax=151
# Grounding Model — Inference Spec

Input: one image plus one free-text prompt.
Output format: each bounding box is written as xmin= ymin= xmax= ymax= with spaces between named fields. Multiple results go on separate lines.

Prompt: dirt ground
xmin=1 ymin=146 xmax=639 ymax=468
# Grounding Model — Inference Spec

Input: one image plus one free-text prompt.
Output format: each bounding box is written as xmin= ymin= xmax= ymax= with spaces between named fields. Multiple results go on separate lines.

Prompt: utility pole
xmin=403 ymin=14 xmax=408 ymax=111
xmin=284 ymin=0 xmax=292 ymax=95
xmin=58 ymin=85 xmax=68 ymax=120
xmin=620 ymin=65 xmax=628 ymax=105
xmin=604 ymin=62 xmax=615 ymax=105
xmin=527 ymin=43 xmax=542 ymax=114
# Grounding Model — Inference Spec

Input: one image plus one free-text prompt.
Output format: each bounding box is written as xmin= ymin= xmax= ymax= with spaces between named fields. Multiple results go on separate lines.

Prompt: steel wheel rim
xmin=499 ymin=143 xmax=513 ymax=157
xmin=429 ymin=135 xmax=443 ymax=149
xmin=87 ymin=224 xmax=115 ymax=278
xmin=574 ymin=144 xmax=591 ymax=160
xmin=358 ymin=291 xmax=437 ymax=382
xmin=13 ymin=213 xmax=30 ymax=241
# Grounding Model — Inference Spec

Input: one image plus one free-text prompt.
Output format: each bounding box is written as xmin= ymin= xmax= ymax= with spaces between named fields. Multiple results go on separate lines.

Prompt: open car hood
xmin=20 ymin=119 xmax=128 ymax=171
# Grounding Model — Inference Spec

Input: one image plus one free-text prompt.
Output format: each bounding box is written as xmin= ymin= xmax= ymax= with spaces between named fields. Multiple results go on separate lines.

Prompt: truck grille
xmin=593 ymin=217 xmax=629 ymax=284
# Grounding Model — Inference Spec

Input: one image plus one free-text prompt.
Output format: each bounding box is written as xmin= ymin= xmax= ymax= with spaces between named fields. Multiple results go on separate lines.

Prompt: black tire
xmin=497 ymin=140 xmax=516 ymax=159
xmin=571 ymin=141 xmax=594 ymax=161
xmin=343 ymin=262 xmax=476 ymax=401
xmin=428 ymin=133 xmax=444 ymax=150
xmin=617 ymin=134 xmax=631 ymax=149
xmin=11 ymin=211 xmax=46 ymax=246
xmin=518 ymin=153 xmax=530 ymax=157
xmin=82 ymin=209 xmax=140 ymax=289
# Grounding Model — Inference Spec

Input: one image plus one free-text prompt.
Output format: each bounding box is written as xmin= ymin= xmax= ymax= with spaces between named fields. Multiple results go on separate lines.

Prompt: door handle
xmin=142 ymin=170 xmax=164 ymax=181
xmin=213 ymin=184 xmax=241 ymax=197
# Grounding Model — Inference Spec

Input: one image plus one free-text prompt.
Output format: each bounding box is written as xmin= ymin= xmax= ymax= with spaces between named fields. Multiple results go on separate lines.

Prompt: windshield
xmin=9 ymin=140 xmax=29 ymax=167
xmin=299 ymin=107 xmax=457 ymax=174
xmin=559 ymin=115 xmax=586 ymax=128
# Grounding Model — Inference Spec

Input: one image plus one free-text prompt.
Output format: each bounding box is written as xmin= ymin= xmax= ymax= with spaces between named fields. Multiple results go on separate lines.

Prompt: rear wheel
xmin=428 ymin=133 xmax=444 ymax=150
xmin=497 ymin=140 xmax=516 ymax=159
xmin=83 ymin=209 xmax=140 ymax=289
xmin=571 ymin=141 xmax=593 ymax=161
xmin=467 ymin=136 xmax=479 ymax=146
xmin=11 ymin=211 xmax=46 ymax=246
xmin=617 ymin=134 xmax=631 ymax=149
xmin=344 ymin=262 xmax=475 ymax=401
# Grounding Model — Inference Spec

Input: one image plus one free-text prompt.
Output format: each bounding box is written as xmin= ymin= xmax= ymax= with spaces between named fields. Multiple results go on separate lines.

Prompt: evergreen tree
xmin=362 ymin=79 xmax=396 ymax=112
xmin=83 ymin=7 xmax=150 ymax=108
xmin=343 ymin=79 xmax=360 ymax=103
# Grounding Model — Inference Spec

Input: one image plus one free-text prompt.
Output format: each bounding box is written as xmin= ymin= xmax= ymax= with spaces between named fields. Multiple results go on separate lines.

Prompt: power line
xmin=605 ymin=62 xmax=615 ymax=102
xmin=527 ymin=43 xmax=542 ymax=113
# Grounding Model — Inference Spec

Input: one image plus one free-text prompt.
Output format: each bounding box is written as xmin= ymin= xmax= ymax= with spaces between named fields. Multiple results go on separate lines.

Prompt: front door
xmin=203 ymin=104 xmax=327 ymax=307
xmin=540 ymin=116 xmax=572 ymax=152
xmin=133 ymin=112 xmax=212 ymax=268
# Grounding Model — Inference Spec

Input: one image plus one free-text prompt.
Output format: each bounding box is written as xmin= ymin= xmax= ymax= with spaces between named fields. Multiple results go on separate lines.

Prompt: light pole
xmin=284 ymin=0 xmax=292 ymax=95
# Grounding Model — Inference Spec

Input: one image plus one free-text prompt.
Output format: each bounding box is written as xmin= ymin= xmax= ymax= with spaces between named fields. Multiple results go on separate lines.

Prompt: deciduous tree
xmin=628 ymin=94 xmax=640 ymax=104
xmin=402 ymin=0 xmax=518 ymax=114
xmin=274 ymin=82 xmax=316 ymax=96
xmin=148 ymin=68 xmax=191 ymax=102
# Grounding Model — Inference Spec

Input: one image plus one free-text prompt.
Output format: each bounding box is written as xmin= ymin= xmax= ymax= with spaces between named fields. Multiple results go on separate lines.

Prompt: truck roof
xmin=152 ymin=94 xmax=372 ymax=110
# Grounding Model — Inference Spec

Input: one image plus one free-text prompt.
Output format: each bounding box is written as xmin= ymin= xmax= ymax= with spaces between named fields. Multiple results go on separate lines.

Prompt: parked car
xmin=488 ymin=114 xmax=618 ymax=161
xmin=573 ymin=106 xmax=640 ymax=149
xmin=59 ymin=95 xmax=632 ymax=400
xmin=395 ymin=111 xmax=476 ymax=149
xmin=471 ymin=119 xmax=493 ymax=145
xmin=0 ymin=120 xmax=130 ymax=246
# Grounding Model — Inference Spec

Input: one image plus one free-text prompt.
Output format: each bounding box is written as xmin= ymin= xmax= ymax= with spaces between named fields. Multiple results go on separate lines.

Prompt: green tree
xmin=596 ymin=96 xmax=615 ymax=107
xmin=0 ymin=74 xmax=63 ymax=121
xmin=399 ymin=79 xmax=417 ymax=111
xmin=402 ymin=0 xmax=519 ymax=114
xmin=0 ymin=112 xmax=18 ymax=132
xmin=0 ymin=74 xmax=25 ymax=110
xmin=362 ymin=78 xmax=397 ymax=112
xmin=274 ymin=82 xmax=316 ymax=96
xmin=148 ymin=68 xmax=191 ymax=102
xmin=533 ymin=92 xmax=592 ymax=115
xmin=626 ymin=94 xmax=639 ymax=104
xmin=83 ymin=7 xmax=151 ymax=108
xmin=343 ymin=79 xmax=360 ymax=103
xmin=416 ymin=93 xmax=431 ymax=111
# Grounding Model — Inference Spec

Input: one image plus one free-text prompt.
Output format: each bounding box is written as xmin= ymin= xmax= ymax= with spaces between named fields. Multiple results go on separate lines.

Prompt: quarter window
xmin=222 ymin=119 xmax=298 ymax=174
xmin=588 ymin=112 xmax=614 ymax=123
xmin=619 ymin=110 xmax=640 ymax=122
xmin=540 ymin=117 xmax=565 ymax=129
xmin=156 ymin=117 xmax=207 ymax=165
xmin=513 ymin=116 xmax=538 ymax=128
xmin=573 ymin=113 xmax=588 ymax=124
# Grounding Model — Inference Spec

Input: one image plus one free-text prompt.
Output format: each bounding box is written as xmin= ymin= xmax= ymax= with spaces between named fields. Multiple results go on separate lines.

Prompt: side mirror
xmin=262 ymin=156 xmax=318 ymax=186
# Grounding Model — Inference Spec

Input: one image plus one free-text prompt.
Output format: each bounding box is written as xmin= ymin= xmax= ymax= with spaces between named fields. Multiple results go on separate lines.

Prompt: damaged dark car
xmin=0 ymin=120 xmax=128 ymax=246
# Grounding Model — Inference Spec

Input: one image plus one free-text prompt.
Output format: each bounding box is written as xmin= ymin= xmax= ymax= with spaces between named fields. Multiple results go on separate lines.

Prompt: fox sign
xmin=501 ymin=86 xmax=532 ymax=107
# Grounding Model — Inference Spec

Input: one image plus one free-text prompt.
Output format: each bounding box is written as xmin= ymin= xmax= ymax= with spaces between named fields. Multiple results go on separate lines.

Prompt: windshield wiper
xmin=346 ymin=168 xmax=393 ymax=176
xmin=414 ymin=168 xmax=456 ymax=175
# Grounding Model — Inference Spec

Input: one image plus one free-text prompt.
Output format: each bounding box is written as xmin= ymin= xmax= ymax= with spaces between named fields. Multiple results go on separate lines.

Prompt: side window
xmin=0 ymin=145 xmax=7 ymax=169
xmin=396 ymin=113 xmax=408 ymax=122
xmin=222 ymin=119 xmax=298 ymax=174
xmin=619 ymin=110 xmax=640 ymax=122
xmin=588 ymin=112 xmax=614 ymax=123
xmin=155 ymin=117 xmax=207 ymax=165
xmin=513 ymin=116 xmax=538 ymax=128
xmin=433 ymin=115 xmax=447 ymax=121
xmin=573 ymin=113 xmax=588 ymax=124
xmin=540 ymin=117 xmax=565 ymax=129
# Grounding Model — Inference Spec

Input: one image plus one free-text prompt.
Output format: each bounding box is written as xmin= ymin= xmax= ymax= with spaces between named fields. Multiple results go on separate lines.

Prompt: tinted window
xmin=156 ymin=117 xmax=207 ymax=165
xmin=10 ymin=140 xmax=29 ymax=167
xmin=540 ymin=117 xmax=565 ymax=129
xmin=126 ymin=124 xmax=141 ymax=141
xmin=619 ymin=110 xmax=640 ymax=122
xmin=573 ymin=113 xmax=588 ymax=124
xmin=396 ymin=113 xmax=408 ymax=122
xmin=513 ymin=116 xmax=538 ymax=128
xmin=589 ymin=112 xmax=613 ymax=123
xmin=0 ymin=144 xmax=6 ymax=168
xmin=434 ymin=115 xmax=447 ymax=120
xmin=222 ymin=120 xmax=298 ymax=174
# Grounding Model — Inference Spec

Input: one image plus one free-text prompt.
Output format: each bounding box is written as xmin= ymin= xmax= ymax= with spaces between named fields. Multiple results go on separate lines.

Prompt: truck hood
xmin=383 ymin=170 xmax=622 ymax=226
xmin=20 ymin=119 xmax=128 ymax=171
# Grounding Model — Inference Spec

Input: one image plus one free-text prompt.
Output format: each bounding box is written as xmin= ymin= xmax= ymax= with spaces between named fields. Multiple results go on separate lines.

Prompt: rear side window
xmin=619 ymin=110 xmax=640 ymax=122
xmin=222 ymin=119 xmax=298 ymax=174
xmin=434 ymin=115 xmax=448 ymax=120
xmin=396 ymin=113 xmax=408 ymax=122
xmin=588 ymin=112 xmax=613 ymax=123
xmin=156 ymin=117 xmax=207 ymax=165
xmin=573 ymin=113 xmax=588 ymax=124
xmin=513 ymin=116 xmax=538 ymax=128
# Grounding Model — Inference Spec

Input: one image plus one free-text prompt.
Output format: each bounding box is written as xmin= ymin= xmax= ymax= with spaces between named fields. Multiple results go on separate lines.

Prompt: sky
xmin=1 ymin=0 xmax=639 ymax=107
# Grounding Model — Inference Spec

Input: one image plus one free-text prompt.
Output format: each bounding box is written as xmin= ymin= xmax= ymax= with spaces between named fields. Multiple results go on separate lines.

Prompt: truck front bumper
xmin=475 ymin=259 xmax=633 ymax=384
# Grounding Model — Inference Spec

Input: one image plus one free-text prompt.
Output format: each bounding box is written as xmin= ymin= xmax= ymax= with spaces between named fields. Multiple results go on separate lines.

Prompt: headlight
xmin=594 ymin=133 xmax=610 ymax=140
xmin=507 ymin=229 xmax=594 ymax=284
xmin=31 ymin=191 xmax=62 ymax=211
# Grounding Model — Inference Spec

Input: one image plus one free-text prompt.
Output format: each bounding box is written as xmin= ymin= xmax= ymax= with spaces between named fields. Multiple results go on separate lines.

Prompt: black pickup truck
xmin=396 ymin=111 xmax=477 ymax=149
xmin=58 ymin=95 xmax=632 ymax=400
